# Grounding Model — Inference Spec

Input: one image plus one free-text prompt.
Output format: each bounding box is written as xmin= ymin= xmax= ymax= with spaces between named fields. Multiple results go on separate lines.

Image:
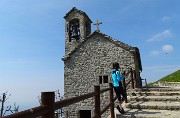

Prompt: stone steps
xmin=129 ymin=96 xmax=180 ymax=102
xmin=126 ymin=101 xmax=180 ymax=110
xmin=133 ymin=87 xmax=180 ymax=92
xmin=115 ymin=86 xmax=180 ymax=118
xmin=115 ymin=108 xmax=180 ymax=118
xmin=129 ymin=91 xmax=180 ymax=96
xmin=157 ymin=82 xmax=180 ymax=87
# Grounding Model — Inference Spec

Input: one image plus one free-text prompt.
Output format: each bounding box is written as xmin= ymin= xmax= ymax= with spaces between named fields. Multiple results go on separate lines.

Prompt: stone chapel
xmin=62 ymin=7 xmax=142 ymax=118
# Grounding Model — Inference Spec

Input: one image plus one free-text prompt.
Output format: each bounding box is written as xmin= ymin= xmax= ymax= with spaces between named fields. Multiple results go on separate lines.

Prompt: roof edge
xmin=62 ymin=31 xmax=136 ymax=61
xmin=64 ymin=7 xmax=92 ymax=23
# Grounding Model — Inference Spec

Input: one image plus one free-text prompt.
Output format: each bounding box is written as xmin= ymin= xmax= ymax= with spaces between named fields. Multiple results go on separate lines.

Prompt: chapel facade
xmin=62 ymin=7 xmax=142 ymax=118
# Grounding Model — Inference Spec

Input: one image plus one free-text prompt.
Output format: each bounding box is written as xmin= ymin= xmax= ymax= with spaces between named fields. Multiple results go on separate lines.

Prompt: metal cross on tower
xmin=93 ymin=20 xmax=102 ymax=31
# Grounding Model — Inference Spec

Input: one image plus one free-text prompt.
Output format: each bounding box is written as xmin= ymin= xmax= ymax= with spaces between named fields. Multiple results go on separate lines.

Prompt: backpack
xmin=112 ymin=70 xmax=122 ymax=86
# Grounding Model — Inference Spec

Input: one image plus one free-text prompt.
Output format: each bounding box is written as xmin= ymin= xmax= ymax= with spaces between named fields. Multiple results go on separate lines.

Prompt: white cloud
xmin=147 ymin=29 xmax=172 ymax=42
xmin=162 ymin=44 xmax=174 ymax=53
xmin=150 ymin=50 xmax=160 ymax=56
xmin=162 ymin=16 xmax=171 ymax=22
xmin=149 ymin=44 xmax=174 ymax=56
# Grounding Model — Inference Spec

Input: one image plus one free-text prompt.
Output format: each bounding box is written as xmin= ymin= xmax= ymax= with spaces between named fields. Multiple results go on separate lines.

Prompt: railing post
xmin=41 ymin=92 xmax=55 ymax=118
xmin=145 ymin=79 xmax=147 ymax=86
xmin=109 ymin=83 xmax=115 ymax=118
xmin=94 ymin=85 xmax=100 ymax=118
xmin=122 ymin=71 xmax=126 ymax=89
xmin=122 ymin=71 xmax=127 ymax=103
xmin=130 ymin=68 xmax=135 ymax=89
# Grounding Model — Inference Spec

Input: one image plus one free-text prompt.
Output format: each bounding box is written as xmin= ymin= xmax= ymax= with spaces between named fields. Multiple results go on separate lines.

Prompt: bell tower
xmin=64 ymin=7 xmax=92 ymax=55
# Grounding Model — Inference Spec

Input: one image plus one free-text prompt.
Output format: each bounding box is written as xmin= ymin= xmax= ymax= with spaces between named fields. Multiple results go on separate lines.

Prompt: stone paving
xmin=114 ymin=84 xmax=180 ymax=118
xmin=115 ymin=108 xmax=180 ymax=118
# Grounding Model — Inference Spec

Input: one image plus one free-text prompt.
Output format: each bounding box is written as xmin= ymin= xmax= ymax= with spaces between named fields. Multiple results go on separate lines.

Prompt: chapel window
xmin=99 ymin=76 xmax=103 ymax=84
xmin=103 ymin=76 xmax=108 ymax=83
xmin=99 ymin=75 xmax=109 ymax=84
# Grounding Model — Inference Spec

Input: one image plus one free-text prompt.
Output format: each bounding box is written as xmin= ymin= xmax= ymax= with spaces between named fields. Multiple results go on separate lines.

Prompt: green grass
xmin=147 ymin=69 xmax=180 ymax=86
xmin=157 ymin=69 xmax=180 ymax=82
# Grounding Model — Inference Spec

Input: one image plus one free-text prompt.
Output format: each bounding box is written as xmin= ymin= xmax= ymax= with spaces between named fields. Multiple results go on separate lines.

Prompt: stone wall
xmin=64 ymin=34 xmax=136 ymax=118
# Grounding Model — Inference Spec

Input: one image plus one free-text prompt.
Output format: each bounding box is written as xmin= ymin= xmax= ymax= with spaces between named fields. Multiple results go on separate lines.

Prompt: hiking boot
xmin=121 ymin=108 xmax=125 ymax=114
xmin=116 ymin=105 xmax=125 ymax=114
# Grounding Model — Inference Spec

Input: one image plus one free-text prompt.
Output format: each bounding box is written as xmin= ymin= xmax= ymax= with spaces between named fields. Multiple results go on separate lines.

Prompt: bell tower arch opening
xmin=68 ymin=18 xmax=80 ymax=42
xmin=64 ymin=7 xmax=92 ymax=55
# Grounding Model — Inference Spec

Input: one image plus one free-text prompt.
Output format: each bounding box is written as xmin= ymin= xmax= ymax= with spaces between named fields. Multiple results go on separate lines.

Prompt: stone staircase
xmin=115 ymin=84 xmax=180 ymax=118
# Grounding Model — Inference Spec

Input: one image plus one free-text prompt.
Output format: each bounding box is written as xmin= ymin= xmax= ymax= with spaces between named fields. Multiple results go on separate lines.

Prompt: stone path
xmin=115 ymin=109 xmax=180 ymax=118
xmin=115 ymin=85 xmax=180 ymax=118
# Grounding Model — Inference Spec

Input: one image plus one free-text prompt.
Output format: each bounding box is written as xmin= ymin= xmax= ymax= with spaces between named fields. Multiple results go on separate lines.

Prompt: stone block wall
xmin=63 ymin=34 xmax=137 ymax=118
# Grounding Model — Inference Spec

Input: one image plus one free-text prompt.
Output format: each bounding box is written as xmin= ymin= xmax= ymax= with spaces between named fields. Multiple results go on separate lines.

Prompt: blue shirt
xmin=111 ymin=69 xmax=124 ymax=87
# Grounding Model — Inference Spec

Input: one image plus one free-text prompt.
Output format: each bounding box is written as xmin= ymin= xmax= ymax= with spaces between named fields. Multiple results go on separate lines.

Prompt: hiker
xmin=111 ymin=62 xmax=126 ymax=114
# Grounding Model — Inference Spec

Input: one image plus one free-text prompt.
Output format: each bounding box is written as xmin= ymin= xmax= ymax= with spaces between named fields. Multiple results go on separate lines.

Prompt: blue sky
xmin=0 ymin=0 xmax=180 ymax=112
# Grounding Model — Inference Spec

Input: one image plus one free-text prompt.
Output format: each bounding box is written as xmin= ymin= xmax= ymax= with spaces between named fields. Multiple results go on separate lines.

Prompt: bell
xmin=71 ymin=26 xmax=79 ymax=40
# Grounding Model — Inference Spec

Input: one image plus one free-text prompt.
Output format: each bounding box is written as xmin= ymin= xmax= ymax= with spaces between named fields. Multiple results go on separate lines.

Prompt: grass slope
xmin=147 ymin=69 xmax=180 ymax=86
xmin=157 ymin=69 xmax=180 ymax=82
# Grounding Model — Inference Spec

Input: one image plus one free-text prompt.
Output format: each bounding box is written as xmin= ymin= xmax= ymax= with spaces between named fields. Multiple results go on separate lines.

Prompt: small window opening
xmin=80 ymin=110 xmax=91 ymax=118
xmin=103 ymin=76 xmax=108 ymax=83
xmin=99 ymin=76 xmax=102 ymax=84
xmin=99 ymin=75 xmax=109 ymax=84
